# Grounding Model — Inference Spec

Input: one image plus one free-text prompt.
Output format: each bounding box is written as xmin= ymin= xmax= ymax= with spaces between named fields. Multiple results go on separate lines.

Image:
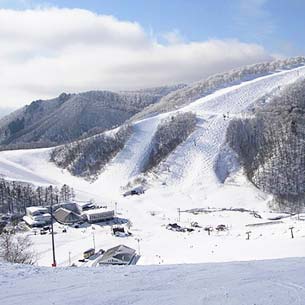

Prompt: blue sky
xmin=1 ymin=0 xmax=304 ymax=56
xmin=0 ymin=0 xmax=304 ymax=110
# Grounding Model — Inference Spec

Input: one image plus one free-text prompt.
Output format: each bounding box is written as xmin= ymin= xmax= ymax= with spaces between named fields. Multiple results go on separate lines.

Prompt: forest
xmin=133 ymin=57 xmax=305 ymax=121
xmin=226 ymin=78 xmax=305 ymax=210
xmin=0 ymin=179 xmax=74 ymax=214
xmin=50 ymin=125 xmax=132 ymax=180
xmin=143 ymin=112 xmax=197 ymax=172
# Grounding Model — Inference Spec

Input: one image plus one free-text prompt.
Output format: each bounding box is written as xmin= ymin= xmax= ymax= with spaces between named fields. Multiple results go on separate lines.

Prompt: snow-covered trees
xmin=0 ymin=85 xmax=183 ymax=150
xmin=50 ymin=125 xmax=132 ymax=180
xmin=133 ymin=56 xmax=305 ymax=121
xmin=0 ymin=233 xmax=36 ymax=264
xmin=0 ymin=179 xmax=74 ymax=214
xmin=143 ymin=112 xmax=197 ymax=172
xmin=226 ymin=78 xmax=305 ymax=209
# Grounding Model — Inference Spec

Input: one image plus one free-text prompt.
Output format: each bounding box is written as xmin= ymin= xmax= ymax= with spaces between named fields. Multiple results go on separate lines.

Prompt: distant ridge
xmin=0 ymin=84 xmax=185 ymax=150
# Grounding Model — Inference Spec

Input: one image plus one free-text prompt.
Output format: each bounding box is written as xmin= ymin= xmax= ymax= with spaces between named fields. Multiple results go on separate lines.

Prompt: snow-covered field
xmin=1 ymin=66 xmax=305 ymax=266
xmin=28 ymin=200 xmax=305 ymax=267
xmin=2 ymin=257 xmax=305 ymax=305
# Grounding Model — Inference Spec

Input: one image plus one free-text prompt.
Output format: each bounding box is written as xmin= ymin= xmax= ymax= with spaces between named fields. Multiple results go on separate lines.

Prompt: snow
xmin=83 ymin=208 xmax=114 ymax=216
xmin=26 ymin=207 xmax=48 ymax=214
xmin=1 ymin=257 xmax=305 ymax=305
xmin=1 ymin=66 xmax=305 ymax=267
xmin=19 ymin=199 xmax=305 ymax=267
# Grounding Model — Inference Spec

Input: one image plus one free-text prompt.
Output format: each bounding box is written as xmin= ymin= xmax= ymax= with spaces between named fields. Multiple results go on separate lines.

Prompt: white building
xmin=23 ymin=207 xmax=51 ymax=227
xmin=75 ymin=201 xmax=95 ymax=213
xmin=83 ymin=208 xmax=114 ymax=223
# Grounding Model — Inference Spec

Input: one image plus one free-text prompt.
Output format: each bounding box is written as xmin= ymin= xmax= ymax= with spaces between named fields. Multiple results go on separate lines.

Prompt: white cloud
xmin=0 ymin=7 xmax=273 ymax=109
xmin=163 ymin=29 xmax=185 ymax=45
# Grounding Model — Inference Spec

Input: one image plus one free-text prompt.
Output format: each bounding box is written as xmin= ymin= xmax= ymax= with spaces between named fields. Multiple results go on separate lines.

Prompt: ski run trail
xmin=1 ymin=66 xmax=305 ymax=267
xmin=1 ymin=66 xmax=305 ymax=197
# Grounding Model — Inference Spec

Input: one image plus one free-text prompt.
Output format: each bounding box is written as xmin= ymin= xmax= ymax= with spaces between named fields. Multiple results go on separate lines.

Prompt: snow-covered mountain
xmin=1 ymin=59 xmax=305 ymax=266
xmin=0 ymin=85 xmax=185 ymax=149
xmin=131 ymin=56 xmax=305 ymax=121
xmin=1 ymin=60 xmax=305 ymax=196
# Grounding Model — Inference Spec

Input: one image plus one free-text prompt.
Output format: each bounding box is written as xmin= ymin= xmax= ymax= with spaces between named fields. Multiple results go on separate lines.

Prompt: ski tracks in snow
xmin=158 ymin=66 xmax=305 ymax=189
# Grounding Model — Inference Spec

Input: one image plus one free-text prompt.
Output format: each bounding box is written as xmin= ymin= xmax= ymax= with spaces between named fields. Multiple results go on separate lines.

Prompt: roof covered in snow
xmin=26 ymin=207 xmax=48 ymax=214
xmin=99 ymin=244 xmax=136 ymax=264
xmin=53 ymin=208 xmax=80 ymax=224
xmin=83 ymin=208 xmax=114 ymax=216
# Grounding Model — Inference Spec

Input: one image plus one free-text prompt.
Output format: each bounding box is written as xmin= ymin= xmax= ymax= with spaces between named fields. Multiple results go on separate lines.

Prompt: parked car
xmin=216 ymin=224 xmax=227 ymax=231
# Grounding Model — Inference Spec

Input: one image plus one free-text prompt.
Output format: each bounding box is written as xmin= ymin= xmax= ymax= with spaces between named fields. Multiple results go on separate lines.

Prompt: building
xmin=98 ymin=245 xmax=136 ymax=265
xmin=53 ymin=202 xmax=80 ymax=214
xmin=53 ymin=208 xmax=81 ymax=225
xmin=23 ymin=207 xmax=51 ymax=227
xmin=75 ymin=201 xmax=95 ymax=213
xmin=123 ymin=185 xmax=145 ymax=197
xmin=83 ymin=208 xmax=114 ymax=223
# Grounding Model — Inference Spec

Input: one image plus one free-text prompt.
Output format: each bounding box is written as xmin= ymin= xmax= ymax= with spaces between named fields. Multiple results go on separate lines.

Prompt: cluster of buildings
xmin=23 ymin=201 xmax=115 ymax=227
xmin=23 ymin=207 xmax=52 ymax=227
xmin=22 ymin=202 xmax=138 ymax=266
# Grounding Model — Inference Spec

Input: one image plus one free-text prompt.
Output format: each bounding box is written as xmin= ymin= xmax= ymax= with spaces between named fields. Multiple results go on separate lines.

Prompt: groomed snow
xmin=1 ymin=258 xmax=305 ymax=305
xmin=1 ymin=66 xmax=305 ymax=196
xmin=1 ymin=66 xmax=305 ymax=266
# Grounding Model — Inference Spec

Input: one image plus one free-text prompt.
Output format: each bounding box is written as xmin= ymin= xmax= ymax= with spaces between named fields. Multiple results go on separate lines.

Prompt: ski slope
xmin=1 ymin=65 xmax=305 ymax=197
xmin=2 ymin=66 xmax=305 ymax=266
xmin=2 ymin=258 xmax=305 ymax=305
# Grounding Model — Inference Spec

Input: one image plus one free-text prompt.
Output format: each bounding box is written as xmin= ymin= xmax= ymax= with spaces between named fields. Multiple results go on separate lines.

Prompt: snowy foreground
xmin=2 ymin=258 xmax=305 ymax=305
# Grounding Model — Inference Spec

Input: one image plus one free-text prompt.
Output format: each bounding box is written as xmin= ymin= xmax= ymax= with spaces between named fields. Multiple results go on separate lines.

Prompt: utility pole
xmin=50 ymin=186 xmax=57 ymax=267
xmin=92 ymin=232 xmax=96 ymax=251
xmin=289 ymin=226 xmax=294 ymax=239
xmin=68 ymin=251 xmax=71 ymax=266
xmin=135 ymin=238 xmax=141 ymax=255
xmin=246 ymin=231 xmax=251 ymax=240
xmin=177 ymin=208 xmax=181 ymax=222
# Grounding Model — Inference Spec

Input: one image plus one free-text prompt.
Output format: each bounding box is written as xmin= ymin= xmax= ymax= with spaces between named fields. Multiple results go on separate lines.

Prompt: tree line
xmin=0 ymin=179 xmax=75 ymax=214
xmin=50 ymin=124 xmax=132 ymax=180
xmin=226 ymin=78 xmax=305 ymax=211
xmin=143 ymin=112 xmax=197 ymax=172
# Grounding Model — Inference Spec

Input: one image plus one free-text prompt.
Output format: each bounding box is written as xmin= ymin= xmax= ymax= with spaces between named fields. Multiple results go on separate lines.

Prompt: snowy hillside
xmin=131 ymin=56 xmax=305 ymax=121
xmin=0 ymin=85 xmax=183 ymax=149
xmin=0 ymin=65 xmax=305 ymax=201
xmin=2 ymin=258 xmax=305 ymax=305
xmin=2 ymin=63 xmax=302 ymax=195
xmin=1 ymin=64 xmax=305 ymax=266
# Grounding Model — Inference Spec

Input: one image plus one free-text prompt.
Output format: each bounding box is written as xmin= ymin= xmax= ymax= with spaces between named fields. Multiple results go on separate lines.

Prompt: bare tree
xmin=0 ymin=233 xmax=36 ymax=264
xmin=51 ymin=124 xmax=132 ymax=180
xmin=226 ymin=78 xmax=305 ymax=211
xmin=143 ymin=112 xmax=197 ymax=172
